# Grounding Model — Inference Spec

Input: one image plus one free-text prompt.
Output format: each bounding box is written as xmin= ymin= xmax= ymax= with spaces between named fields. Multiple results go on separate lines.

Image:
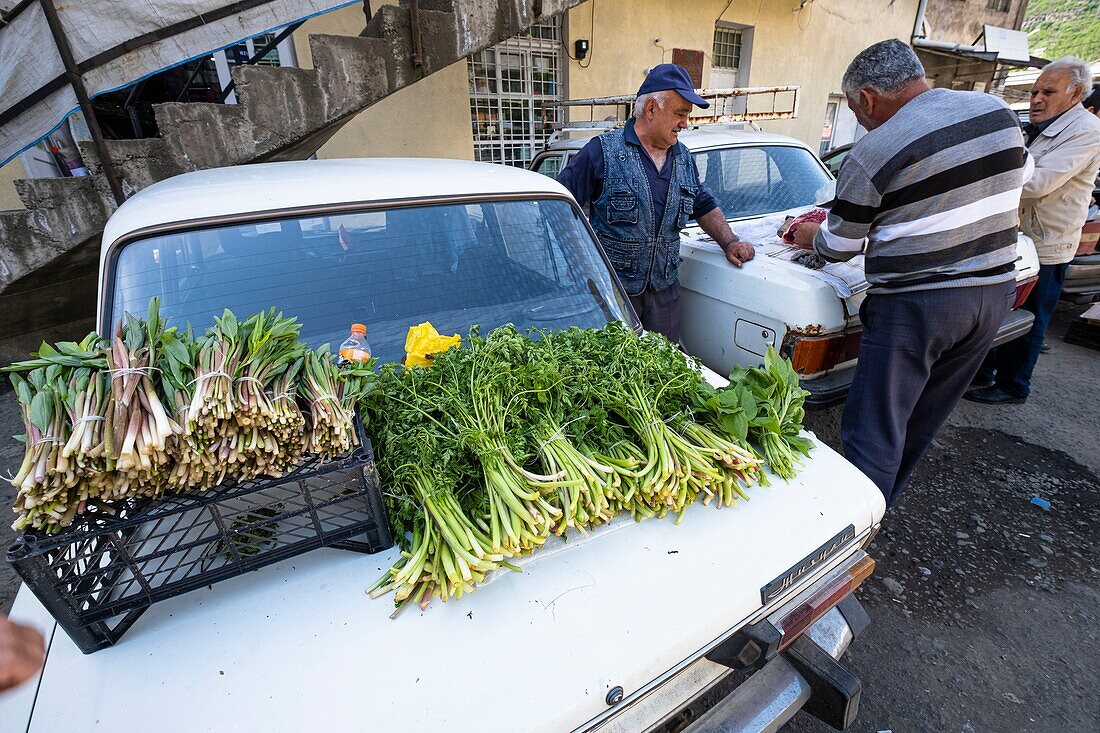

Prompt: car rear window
xmin=108 ymin=198 xmax=634 ymax=365
xmin=693 ymin=145 xmax=835 ymax=220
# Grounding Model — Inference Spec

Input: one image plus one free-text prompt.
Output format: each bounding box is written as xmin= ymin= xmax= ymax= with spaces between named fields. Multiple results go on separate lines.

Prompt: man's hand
xmin=790 ymin=221 xmax=821 ymax=250
xmin=0 ymin=616 xmax=45 ymax=692
xmin=696 ymin=208 xmax=755 ymax=267
xmin=724 ymin=241 xmax=755 ymax=267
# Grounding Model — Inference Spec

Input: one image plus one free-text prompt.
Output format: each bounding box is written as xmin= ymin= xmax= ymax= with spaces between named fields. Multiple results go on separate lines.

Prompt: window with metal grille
xmin=987 ymin=0 xmax=1011 ymax=11
xmin=468 ymin=18 xmax=563 ymax=167
xmin=712 ymin=26 xmax=743 ymax=70
xmin=225 ymin=34 xmax=282 ymax=67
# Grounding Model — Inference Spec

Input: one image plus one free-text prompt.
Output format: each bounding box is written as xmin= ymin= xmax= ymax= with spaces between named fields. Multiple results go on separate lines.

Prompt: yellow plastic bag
xmin=404 ymin=322 xmax=461 ymax=368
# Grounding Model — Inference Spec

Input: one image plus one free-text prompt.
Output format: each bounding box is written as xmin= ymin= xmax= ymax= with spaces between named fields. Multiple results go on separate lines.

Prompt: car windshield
xmin=693 ymin=145 xmax=836 ymax=220
xmin=108 ymin=198 xmax=634 ymax=365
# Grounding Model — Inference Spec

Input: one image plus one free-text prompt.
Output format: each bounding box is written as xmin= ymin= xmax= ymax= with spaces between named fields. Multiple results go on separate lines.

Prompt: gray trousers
xmin=629 ymin=282 xmax=681 ymax=344
xmin=841 ymin=280 xmax=1015 ymax=506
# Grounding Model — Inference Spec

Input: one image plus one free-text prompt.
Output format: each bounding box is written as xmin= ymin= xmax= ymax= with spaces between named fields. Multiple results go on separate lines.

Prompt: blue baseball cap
xmin=637 ymin=64 xmax=710 ymax=108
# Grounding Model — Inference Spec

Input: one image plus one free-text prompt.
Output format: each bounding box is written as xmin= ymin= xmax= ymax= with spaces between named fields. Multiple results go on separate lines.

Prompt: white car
xmin=1 ymin=159 xmax=885 ymax=732
xmin=534 ymin=127 xmax=1040 ymax=407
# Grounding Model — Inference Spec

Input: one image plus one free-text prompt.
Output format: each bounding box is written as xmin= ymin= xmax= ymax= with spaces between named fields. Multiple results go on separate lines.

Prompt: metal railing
xmin=543 ymin=85 xmax=800 ymax=144
xmin=552 ymin=85 xmax=799 ymax=121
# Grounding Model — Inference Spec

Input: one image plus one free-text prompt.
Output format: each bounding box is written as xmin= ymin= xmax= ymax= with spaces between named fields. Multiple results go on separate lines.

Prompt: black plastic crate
xmin=1064 ymin=315 xmax=1100 ymax=351
xmin=6 ymin=428 xmax=392 ymax=654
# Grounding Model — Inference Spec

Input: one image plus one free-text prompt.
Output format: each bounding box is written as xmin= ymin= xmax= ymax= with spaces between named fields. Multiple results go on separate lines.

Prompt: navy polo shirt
xmin=557 ymin=119 xmax=719 ymax=236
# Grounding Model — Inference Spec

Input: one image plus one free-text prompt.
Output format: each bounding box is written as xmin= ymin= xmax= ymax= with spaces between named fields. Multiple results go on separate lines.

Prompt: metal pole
xmin=912 ymin=0 xmax=929 ymax=41
xmin=409 ymin=0 xmax=424 ymax=70
xmin=38 ymin=0 xmax=126 ymax=205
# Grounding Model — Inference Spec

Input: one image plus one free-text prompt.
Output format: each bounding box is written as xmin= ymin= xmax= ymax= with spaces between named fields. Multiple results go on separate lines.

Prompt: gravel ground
xmin=782 ymin=301 xmax=1100 ymax=733
xmin=0 ymin=302 xmax=1096 ymax=733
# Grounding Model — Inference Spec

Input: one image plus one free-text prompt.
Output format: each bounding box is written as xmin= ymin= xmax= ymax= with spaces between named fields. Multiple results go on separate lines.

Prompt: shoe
xmin=963 ymin=386 xmax=1026 ymax=405
xmin=968 ymin=376 xmax=995 ymax=390
xmin=1039 ymin=342 xmax=1051 ymax=354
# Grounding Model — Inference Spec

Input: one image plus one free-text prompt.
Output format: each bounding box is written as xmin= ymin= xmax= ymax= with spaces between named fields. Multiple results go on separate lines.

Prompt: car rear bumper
xmin=990 ymin=307 xmax=1034 ymax=347
xmin=670 ymin=597 xmax=868 ymax=733
xmin=801 ymin=307 xmax=1035 ymax=410
xmin=802 ymin=368 xmax=854 ymax=410
xmin=1063 ymin=254 xmax=1100 ymax=303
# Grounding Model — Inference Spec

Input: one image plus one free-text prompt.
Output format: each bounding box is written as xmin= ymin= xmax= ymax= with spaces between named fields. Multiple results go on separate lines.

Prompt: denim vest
xmin=590 ymin=129 xmax=698 ymax=295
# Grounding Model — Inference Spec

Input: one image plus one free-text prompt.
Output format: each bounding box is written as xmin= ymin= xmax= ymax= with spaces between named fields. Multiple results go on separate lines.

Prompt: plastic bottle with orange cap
xmin=338 ymin=323 xmax=372 ymax=365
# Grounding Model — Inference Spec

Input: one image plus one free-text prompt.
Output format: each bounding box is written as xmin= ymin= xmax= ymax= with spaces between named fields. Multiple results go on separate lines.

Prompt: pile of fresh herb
xmin=362 ymin=325 xmax=812 ymax=616
xmin=725 ymin=346 xmax=814 ymax=480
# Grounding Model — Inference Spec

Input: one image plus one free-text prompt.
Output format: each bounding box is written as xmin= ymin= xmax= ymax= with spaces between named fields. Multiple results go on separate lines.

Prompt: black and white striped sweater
xmin=814 ymin=87 xmax=1031 ymax=293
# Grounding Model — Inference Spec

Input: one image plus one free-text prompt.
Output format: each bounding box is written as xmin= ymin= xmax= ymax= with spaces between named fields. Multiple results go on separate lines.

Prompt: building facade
xmin=915 ymin=0 xmax=1032 ymax=92
xmin=298 ymin=0 xmax=922 ymax=169
xmin=0 ymin=0 xmax=924 ymax=211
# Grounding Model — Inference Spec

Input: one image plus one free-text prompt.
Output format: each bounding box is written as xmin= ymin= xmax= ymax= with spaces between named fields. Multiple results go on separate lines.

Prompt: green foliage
xmin=1024 ymin=0 xmax=1100 ymax=62
xmin=360 ymin=326 xmax=812 ymax=612
xmin=725 ymin=346 xmax=813 ymax=481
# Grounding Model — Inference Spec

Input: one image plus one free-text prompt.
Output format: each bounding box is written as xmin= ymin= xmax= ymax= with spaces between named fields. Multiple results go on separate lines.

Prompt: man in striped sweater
xmin=791 ymin=40 xmax=1029 ymax=507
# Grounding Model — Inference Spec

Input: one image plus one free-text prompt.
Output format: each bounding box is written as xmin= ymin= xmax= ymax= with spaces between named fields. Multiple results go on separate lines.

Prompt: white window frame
xmin=216 ymin=31 xmax=299 ymax=104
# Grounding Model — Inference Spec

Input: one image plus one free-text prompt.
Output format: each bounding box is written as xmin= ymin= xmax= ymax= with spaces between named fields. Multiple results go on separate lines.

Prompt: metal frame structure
xmin=37 ymin=0 xmax=126 ymax=203
xmin=544 ymin=85 xmax=800 ymax=144
xmin=0 ymin=0 xmax=348 ymax=203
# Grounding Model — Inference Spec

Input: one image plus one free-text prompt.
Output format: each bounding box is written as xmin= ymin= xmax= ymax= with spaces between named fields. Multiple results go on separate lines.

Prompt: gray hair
xmin=1042 ymin=56 xmax=1091 ymax=93
xmin=841 ymin=39 xmax=926 ymax=99
xmin=633 ymin=90 xmax=672 ymax=118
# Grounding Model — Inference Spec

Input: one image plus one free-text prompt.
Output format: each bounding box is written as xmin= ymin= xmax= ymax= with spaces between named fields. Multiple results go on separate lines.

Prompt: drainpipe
xmin=913 ymin=38 xmax=989 ymax=54
xmin=912 ymin=0 xmax=928 ymax=41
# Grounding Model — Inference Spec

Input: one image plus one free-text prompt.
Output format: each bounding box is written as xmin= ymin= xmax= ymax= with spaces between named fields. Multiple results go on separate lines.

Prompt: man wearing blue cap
xmin=557 ymin=63 xmax=754 ymax=343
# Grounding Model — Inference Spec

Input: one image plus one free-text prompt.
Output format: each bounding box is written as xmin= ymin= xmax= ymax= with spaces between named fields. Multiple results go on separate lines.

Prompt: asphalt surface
xmin=782 ymin=301 xmax=1100 ymax=733
xmin=0 ymin=302 xmax=1097 ymax=733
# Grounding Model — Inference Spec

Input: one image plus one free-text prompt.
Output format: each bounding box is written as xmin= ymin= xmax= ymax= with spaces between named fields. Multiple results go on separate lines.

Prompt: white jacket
xmin=1019 ymin=103 xmax=1100 ymax=265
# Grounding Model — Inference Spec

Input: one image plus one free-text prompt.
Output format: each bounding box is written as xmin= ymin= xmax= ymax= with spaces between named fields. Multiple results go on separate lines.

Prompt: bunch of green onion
xmin=4 ymin=301 xmax=364 ymax=534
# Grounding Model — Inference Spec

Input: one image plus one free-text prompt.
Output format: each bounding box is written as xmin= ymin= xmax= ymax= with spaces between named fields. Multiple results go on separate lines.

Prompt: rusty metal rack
xmin=545 ymin=85 xmax=800 ymax=143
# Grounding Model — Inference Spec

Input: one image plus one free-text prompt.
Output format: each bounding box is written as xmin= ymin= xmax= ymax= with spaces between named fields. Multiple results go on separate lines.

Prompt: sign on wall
xmin=671 ymin=48 xmax=704 ymax=88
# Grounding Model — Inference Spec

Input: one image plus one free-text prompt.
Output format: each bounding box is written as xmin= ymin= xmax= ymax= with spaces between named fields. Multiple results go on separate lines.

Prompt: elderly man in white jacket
xmin=968 ymin=56 xmax=1100 ymax=405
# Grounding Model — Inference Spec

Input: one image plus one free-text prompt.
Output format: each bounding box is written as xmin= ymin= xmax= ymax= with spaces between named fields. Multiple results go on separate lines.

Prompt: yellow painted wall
xmin=0 ymin=0 xmax=921 ymax=209
xmin=0 ymin=158 xmax=27 ymax=212
xmin=292 ymin=5 xmax=474 ymax=160
xmin=563 ymin=0 xmax=921 ymax=148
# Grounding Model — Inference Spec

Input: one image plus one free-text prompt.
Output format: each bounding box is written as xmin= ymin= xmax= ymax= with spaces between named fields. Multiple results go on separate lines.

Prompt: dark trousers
xmin=976 ymin=262 xmax=1068 ymax=398
xmin=629 ymin=282 xmax=681 ymax=343
xmin=842 ymin=281 xmax=1015 ymax=507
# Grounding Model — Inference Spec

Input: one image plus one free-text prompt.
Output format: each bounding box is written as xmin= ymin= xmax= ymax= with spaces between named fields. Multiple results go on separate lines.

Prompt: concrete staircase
xmin=0 ymin=0 xmax=586 ymax=364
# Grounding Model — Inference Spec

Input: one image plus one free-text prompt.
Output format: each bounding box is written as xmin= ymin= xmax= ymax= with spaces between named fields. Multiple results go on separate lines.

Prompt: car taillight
xmin=1014 ymin=275 xmax=1038 ymax=309
xmin=788 ymin=329 xmax=863 ymax=374
xmin=1078 ymin=221 xmax=1100 ymax=256
xmin=775 ymin=554 xmax=876 ymax=651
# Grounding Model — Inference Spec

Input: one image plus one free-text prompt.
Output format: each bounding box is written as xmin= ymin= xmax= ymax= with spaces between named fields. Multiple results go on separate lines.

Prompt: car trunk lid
xmin=6 ymin=423 xmax=883 ymax=732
